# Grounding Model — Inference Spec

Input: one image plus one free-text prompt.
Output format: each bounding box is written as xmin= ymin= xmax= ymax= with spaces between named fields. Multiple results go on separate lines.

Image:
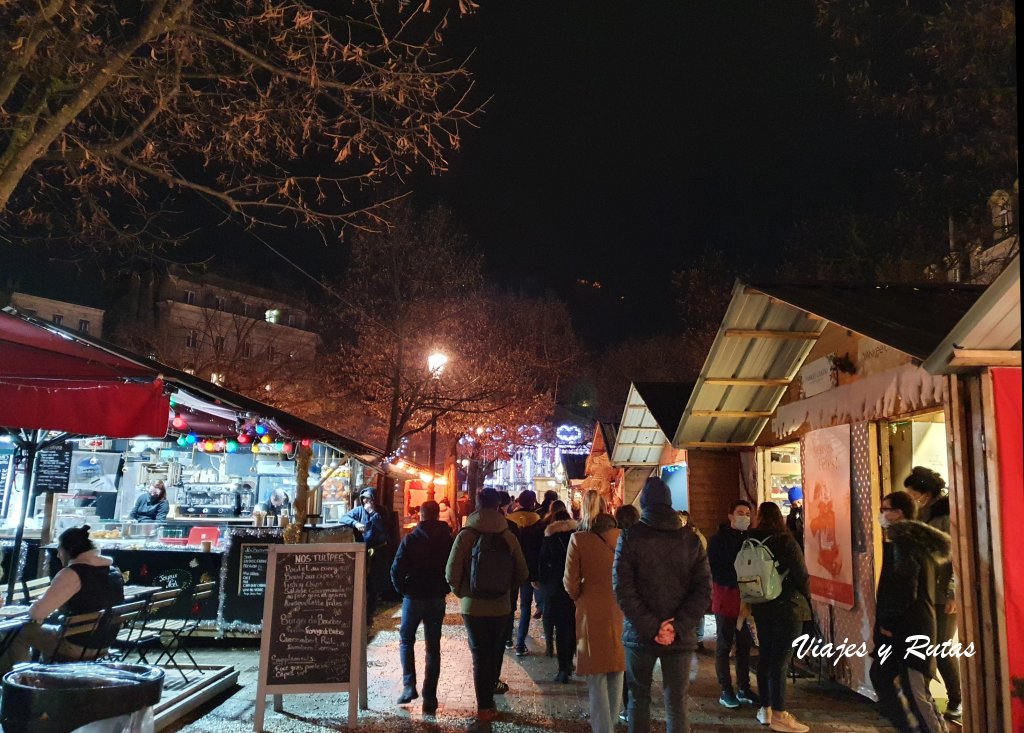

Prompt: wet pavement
xmin=166 ymin=596 xmax=896 ymax=733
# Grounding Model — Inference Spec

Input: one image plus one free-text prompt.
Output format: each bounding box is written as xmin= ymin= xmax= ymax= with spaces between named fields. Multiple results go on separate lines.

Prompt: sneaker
xmin=737 ymin=688 xmax=760 ymax=705
xmin=719 ymin=690 xmax=741 ymax=709
xmin=493 ymin=680 xmax=509 ymax=695
xmin=756 ymin=707 xmax=772 ymax=726
xmin=769 ymin=710 xmax=809 ymax=733
xmin=618 ymin=709 xmax=628 ymax=723
xmin=553 ymin=670 xmax=570 ymax=683
xmin=515 ymin=646 xmax=530 ymax=657
xmin=505 ymin=638 xmax=513 ymax=648
xmin=396 ymin=686 xmax=418 ymax=704
xmin=422 ymin=698 xmax=438 ymax=715
xmin=943 ymin=704 xmax=962 ymax=723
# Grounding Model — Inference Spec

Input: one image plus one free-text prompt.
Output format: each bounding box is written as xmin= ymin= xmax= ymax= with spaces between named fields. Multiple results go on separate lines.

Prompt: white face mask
xmin=733 ymin=515 xmax=751 ymax=531
xmin=878 ymin=512 xmax=892 ymax=529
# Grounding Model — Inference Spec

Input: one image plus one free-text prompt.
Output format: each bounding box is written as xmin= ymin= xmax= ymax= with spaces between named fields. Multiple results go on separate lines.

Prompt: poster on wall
xmin=804 ymin=424 xmax=855 ymax=609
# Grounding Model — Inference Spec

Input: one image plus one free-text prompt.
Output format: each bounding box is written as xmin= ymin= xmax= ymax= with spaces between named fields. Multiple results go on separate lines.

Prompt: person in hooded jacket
xmin=565 ymin=490 xmax=624 ymax=733
xmin=786 ymin=487 xmax=804 ymax=550
xmin=539 ymin=508 xmax=578 ymax=682
xmin=706 ymin=500 xmax=757 ymax=709
xmin=507 ymin=489 xmax=544 ymax=655
xmin=340 ymin=487 xmax=390 ymax=623
xmin=747 ymin=502 xmax=812 ymax=733
xmin=390 ymin=501 xmax=453 ymax=714
xmin=446 ymin=488 xmax=529 ymax=729
xmin=613 ymin=476 xmax=711 ymax=733
xmin=870 ymin=491 xmax=951 ymax=733
xmin=0 ymin=525 xmax=125 ymax=677
xmin=903 ymin=466 xmax=960 ymax=723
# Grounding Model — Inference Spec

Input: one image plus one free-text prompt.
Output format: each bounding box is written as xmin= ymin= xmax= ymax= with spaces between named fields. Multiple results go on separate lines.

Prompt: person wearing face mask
xmin=902 ymin=467 xmax=960 ymax=724
xmin=870 ymin=491 xmax=950 ymax=733
xmin=706 ymin=500 xmax=758 ymax=710
xmin=785 ymin=487 xmax=804 ymax=551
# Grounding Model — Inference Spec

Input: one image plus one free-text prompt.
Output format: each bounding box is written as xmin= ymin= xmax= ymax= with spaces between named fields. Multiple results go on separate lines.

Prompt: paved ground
xmin=167 ymin=596 xmax=897 ymax=733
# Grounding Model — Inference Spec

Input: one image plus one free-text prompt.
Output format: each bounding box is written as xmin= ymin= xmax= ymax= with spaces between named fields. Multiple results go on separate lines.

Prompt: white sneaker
xmin=769 ymin=710 xmax=809 ymax=733
xmin=757 ymin=706 xmax=772 ymax=725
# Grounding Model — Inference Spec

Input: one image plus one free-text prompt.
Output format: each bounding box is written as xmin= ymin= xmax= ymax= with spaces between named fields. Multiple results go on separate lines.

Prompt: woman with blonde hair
xmin=564 ymin=490 xmax=624 ymax=733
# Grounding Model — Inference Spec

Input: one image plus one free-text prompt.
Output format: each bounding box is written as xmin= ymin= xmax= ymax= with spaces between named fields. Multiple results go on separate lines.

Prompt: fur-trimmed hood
xmin=929 ymin=494 xmax=950 ymax=518
xmin=545 ymin=518 xmax=578 ymax=536
xmin=887 ymin=519 xmax=951 ymax=561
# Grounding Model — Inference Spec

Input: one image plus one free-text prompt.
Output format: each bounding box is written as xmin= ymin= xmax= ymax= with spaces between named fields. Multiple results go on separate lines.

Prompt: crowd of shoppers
xmin=382 ymin=464 xmax=959 ymax=733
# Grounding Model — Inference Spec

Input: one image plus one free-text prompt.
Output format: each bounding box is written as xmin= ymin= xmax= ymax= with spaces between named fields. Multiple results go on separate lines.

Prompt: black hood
xmin=929 ymin=494 xmax=950 ymax=519
xmin=640 ymin=503 xmax=682 ymax=531
xmin=413 ymin=518 xmax=452 ymax=542
xmin=888 ymin=519 xmax=951 ymax=562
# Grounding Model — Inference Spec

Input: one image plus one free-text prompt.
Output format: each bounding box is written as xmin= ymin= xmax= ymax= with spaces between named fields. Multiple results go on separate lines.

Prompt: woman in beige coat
xmin=564 ymin=490 xmax=624 ymax=733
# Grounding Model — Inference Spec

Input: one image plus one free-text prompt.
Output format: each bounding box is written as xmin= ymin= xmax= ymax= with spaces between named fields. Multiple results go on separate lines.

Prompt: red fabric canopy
xmin=0 ymin=311 xmax=170 ymax=438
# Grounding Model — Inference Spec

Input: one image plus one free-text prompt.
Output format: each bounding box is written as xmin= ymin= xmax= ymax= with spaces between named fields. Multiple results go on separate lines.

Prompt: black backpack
xmin=464 ymin=528 xmax=515 ymax=599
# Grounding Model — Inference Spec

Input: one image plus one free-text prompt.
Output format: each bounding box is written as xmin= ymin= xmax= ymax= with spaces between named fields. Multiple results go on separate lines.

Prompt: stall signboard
xmin=804 ymin=425 xmax=855 ymax=609
xmin=254 ymin=543 xmax=367 ymax=731
xmin=34 ymin=443 xmax=73 ymax=493
xmin=221 ymin=529 xmax=285 ymax=626
xmin=239 ymin=543 xmax=270 ymax=596
xmin=0 ymin=456 xmax=10 ymax=512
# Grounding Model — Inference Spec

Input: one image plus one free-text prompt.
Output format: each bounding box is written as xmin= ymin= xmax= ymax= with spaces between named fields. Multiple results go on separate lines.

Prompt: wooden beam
xmin=949 ymin=348 xmax=1021 ymax=367
xmin=678 ymin=441 xmax=754 ymax=449
xmin=703 ymin=377 xmax=792 ymax=386
xmin=690 ymin=410 xmax=773 ymax=418
xmin=724 ymin=329 xmax=821 ymax=339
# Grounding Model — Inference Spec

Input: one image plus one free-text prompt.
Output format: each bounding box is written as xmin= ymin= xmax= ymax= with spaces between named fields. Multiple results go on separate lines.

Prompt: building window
xmin=242 ymin=302 xmax=251 ymax=317
xmin=267 ymin=345 xmax=276 ymax=361
xmin=214 ymin=336 xmax=226 ymax=353
xmin=215 ymin=296 xmax=225 ymax=310
xmin=242 ymin=340 xmax=252 ymax=358
xmin=287 ymin=313 xmax=296 ymax=327
xmin=78 ymin=319 xmax=90 ymax=333
xmin=186 ymin=330 xmax=198 ymax=349
xmin=265 ymin=309 xmax=280 ymax=324
xmin=211 ymin=372 xmax=223 ymax=385
xmin=184 ymin=290 xmax=196 ymax=305
xmin=52 ymin=314 xmax=63 ymax=326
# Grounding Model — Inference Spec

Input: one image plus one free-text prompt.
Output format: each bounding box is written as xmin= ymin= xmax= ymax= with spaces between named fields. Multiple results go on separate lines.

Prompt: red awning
xmin=0 ymin=311 xmax=170 ymax=437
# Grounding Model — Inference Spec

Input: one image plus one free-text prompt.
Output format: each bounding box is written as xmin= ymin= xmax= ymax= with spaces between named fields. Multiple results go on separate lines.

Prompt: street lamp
xmin=427 ymin=352 xmax=448 ymax=501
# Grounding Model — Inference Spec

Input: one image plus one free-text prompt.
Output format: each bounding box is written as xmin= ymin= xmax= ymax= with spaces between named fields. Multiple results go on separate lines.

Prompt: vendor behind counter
xmin=129 ymin=481 xmax=169 ymax=522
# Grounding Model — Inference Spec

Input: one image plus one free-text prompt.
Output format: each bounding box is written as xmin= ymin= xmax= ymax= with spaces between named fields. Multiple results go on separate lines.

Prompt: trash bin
xmin=1 ymin=663 xmax=164 ymax=733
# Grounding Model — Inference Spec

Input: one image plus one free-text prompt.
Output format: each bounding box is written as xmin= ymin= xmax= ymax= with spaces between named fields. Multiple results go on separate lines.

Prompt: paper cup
xmin=201 ymin=539 xmax=212 ymax=552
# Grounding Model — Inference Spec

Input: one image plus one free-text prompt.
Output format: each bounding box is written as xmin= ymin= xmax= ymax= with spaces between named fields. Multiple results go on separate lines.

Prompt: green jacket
xmin=446 ymin=508 xmax=528 ymax=616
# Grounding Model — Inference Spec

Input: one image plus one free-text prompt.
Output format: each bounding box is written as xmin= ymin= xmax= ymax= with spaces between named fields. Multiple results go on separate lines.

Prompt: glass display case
xmin=769 ymin=442 xmax=802 ymax=515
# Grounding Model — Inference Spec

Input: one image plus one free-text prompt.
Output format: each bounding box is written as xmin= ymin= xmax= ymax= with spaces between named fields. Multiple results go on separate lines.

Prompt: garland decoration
xmin=284 ymin=442 xmax=312 ymax=544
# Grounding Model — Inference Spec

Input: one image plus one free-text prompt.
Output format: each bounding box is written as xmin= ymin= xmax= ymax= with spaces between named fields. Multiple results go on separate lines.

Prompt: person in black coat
xmin=390 ymin=500 xmax=453 ymax=713
xmin=613 ymin=477 xmax=711 ymax=733
xmin=786 ymin=486 xmax=804 ymax=550
xmin=870 ymin=491 xmax=951 ymax=733
xmin=129 ymin=481 xmax=169 ymax=522
xmin=747 ymin=502 xmax=812 ymax=732
xmin=538 ymin=510 xmax=578 ymax=682
xmin=340 ymin=487 xmax=390 ymax=622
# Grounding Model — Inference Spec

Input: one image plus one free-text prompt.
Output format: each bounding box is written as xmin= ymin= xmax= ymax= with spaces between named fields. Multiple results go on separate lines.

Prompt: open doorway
xmin=769 ymin=442 xmax=802 ymax=517
xmin=886 ymin=411 xmax=948 ymax=489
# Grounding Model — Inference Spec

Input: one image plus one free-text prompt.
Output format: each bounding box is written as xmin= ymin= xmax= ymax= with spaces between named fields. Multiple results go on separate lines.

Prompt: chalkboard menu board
xmin=255 ymin=543 xmax=366 ymax=730
xmin=0 ymin=457 xmax=10 ymax=509
xmin=239 ymin=543 xmax=270 ymax=596
xmin=34 ymin=443 xmax=73 ymax=493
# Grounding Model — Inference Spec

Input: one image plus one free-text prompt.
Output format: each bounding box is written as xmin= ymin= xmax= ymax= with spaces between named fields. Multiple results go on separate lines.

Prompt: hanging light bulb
xmin=176 ymin=436 xmax=188 ymax=447
xmin=283 ymin=442 xmax=294 ymax=453
xmin=300 ymin=438 xmax=311 ymax=447
xmin=226 ymin=440 xmax=239 ymax=453
xmin=255 ymin=424 xmax=268 ymax=436
xmin=204 ymin=440 xmax=216 ymax=452
xmin=172 ymin=415 xmax=188 ymax=431
xmin=261 ymin=435 xmax=271 ymax=444
xmin=186 ymin=433 xmax=198 ymax=445
xmin=237 ymin=433 xmax=251 ymax=444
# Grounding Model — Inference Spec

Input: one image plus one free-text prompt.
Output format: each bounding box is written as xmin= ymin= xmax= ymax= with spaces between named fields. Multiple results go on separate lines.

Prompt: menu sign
xmin=238 ymin=543 xmax=270 ymax=596
xmin=254 ymin=543 xmax=366 ymax=731
xmin=34 ymin=443 xmax=73 ymax=493
xmin=0 ymin=457 xmax=10 ymax=509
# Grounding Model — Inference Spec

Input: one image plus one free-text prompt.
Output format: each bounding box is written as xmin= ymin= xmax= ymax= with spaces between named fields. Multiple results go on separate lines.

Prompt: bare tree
xmin=0 ymin=0 xmax=481 ymax=248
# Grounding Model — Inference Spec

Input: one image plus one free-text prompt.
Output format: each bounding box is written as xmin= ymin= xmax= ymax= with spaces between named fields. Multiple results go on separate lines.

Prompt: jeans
xmin=935 ymin=605 xmax=961 ymax=708
xmin=626 ymin=647 xmax=692 ymax=733
xmin=714 ymin=613 xmax=752 ymax=693
xmin=463 ymin=614 xmax=507 ymax=711
xmin=515 ymin=582 xmax=536 ymax=649
xmin=586 ymin=671 xmax=624 ymax=733
xmin=753 ymin=614 xmax=801 ymax=711
xmin=399 ymin=596 xmax=445 ymax=699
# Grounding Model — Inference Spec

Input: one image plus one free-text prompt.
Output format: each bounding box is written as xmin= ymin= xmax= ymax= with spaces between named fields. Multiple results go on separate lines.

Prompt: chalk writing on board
xmin=238 ymin=543 xmax=270 ymax=596
xmin=35 ymin=444 xmax=73 ymax=493
xmin=266 ymin=551 xmax=355 ymax=686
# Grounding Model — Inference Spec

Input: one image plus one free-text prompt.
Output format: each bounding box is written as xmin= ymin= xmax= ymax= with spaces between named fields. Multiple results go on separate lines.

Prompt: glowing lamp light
xmin=203 ymin=440 xmax=216 ymax=452
xmin=419 ymin=471 xmax=433 ymax=482
xmin=251 ymin=444 xmax=260 ymax=454
xmin=395 ymin=460 xmax=407 ymax=471
xmin=283 ymin=442 xmax=294 ymax=453
xmin=176 ymin=436 xmax=187 ymax=447
xmin=196 ymin=442 xmax=206 ymax=452
xmin=435 ymin=476 xmax=448 ymax=486
xmin=215 ymin=440 xmax=226 ymax=451
xmin=237 ymin=433 xmax=250 ymax=444
xmin=260 ymin=435 xmax=271 ymax=444
xmin=172 ymin=415 xmax=188 ymax=431
xmin=255 ymin=424 xmax=268 ymax=436
xmin=226 ymin=440 xmax=239 ymax=453
xmin=186 ymin=433 xmax=198 ymax=445
xmin=300 ymin=439 xmax=311 ymax=447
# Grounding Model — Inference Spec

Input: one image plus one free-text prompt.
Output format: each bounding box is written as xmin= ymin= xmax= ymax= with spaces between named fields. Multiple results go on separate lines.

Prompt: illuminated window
xmin=214 ymin=336 xmax=226 ymax=353
xmin=184 ymin=290 xmax=196 ymax=305
xmin=242 ymin=340 xmax=252 ymax=358
xmin=265 ymin=309 xmax=280 ymax=324
xmin=186 ymin=330 xmax=198 ymax=349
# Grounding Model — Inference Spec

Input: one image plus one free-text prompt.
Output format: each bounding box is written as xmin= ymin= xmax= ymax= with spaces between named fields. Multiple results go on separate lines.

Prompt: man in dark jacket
xmin=507 ymin=489 xmax=544 ymax=655
xmin=340 ymin=487 xmax=389 ymax=623
xmin=786 ymin=486 xmax=804 ymax=550
xmin=613 ymin=476 xmax=711 ymax=733
xmin=870 ymin=491 xmax=950 ymax=733
xmin=706 ymin=500 xmax=757 ymax=709
xmin=390 ymin=501 xmax=453 ymax=714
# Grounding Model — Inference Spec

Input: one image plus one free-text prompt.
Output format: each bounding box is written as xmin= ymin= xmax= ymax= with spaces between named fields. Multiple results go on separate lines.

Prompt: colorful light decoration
xmin=237 ymin=433 xmax=251 ymax=444
xmin=260 ymin=435 xmax=271 ymax=444
xmin=300 ymin=439 xmax=311 ymax=447
xmin=186 ymin=433 xmax=198 ymax=445
xmin=172 ymin=414 xmax=188 ymax=431
xmin=176 ymin=436 xmax=187 ymax=447
xmin=255 ymin=424 xmax=268 ymax=436
xmin=226 ymin=440 xmax=239 ymax=453
xmin=203 ymin=440 xmax=216 ymax=452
